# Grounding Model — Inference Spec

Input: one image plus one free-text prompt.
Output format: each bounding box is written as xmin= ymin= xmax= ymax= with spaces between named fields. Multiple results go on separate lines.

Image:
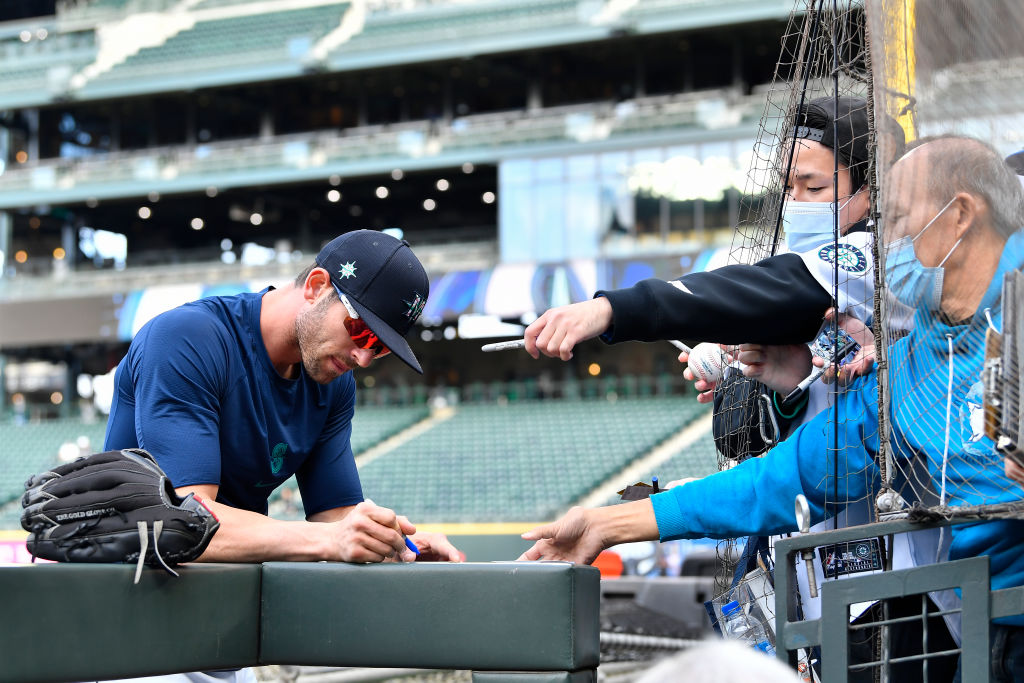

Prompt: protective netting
xmin=711 ymin=0 xmax=879 ymax=598
xmin=868 ymin=0 xmax=1024 ymax=521
xmin=709 ymin=4 xmax=1024 ymax=660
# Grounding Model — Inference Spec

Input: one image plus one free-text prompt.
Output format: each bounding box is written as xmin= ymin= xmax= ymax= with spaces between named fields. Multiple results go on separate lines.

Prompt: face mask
xmin=884 ymin=197 xmax=960 ymax=311
xmin=782 ymin=197 xmax=855 ymax=253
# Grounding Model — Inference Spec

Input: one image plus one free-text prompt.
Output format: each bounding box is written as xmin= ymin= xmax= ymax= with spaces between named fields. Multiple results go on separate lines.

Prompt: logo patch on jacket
xmin=818 ymin=243 xmax=868 ymax=273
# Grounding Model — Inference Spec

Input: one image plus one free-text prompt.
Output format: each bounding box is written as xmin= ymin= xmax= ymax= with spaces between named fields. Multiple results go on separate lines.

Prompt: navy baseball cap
xmin=315 ymin=230 xmax=429 ymax=374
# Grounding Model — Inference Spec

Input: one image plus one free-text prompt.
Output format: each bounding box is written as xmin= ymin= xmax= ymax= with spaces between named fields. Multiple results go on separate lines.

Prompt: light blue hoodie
xmin=651 ymin=230 xmax=1024 ymax=624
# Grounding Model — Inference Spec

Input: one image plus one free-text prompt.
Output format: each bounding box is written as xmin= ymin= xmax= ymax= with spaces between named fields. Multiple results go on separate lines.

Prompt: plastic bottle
xmin=721 ymin=600 xmax=776 ymax=656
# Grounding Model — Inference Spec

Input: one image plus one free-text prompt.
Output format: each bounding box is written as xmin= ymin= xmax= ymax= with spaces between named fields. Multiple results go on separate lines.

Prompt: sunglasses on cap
xmin=338 ymin=292 xmax=391 ymax=359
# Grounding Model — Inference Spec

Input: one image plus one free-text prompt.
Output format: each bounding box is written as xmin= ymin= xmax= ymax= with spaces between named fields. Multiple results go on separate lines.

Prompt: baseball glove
xmin=21 ymin=448 xmax=220 ymax=583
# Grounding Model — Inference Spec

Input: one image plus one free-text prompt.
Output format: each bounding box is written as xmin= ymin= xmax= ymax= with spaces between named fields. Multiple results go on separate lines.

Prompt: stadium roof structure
xmin=0 ymin=0 xmax=796 ymax=109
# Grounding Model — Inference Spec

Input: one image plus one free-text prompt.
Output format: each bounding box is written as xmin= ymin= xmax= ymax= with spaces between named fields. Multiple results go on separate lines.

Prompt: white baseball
xmin=687 ymin=343 xmax=727 ymax=384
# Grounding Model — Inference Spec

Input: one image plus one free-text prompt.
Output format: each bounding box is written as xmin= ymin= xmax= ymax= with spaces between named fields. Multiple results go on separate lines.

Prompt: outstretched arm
xmin=180 ymin=484 xmax=418 ymax=563
xmin=600 ymin=254 xmax=831 ymax=347
xmin=525 ymin=254 xmax=830 ymax=361
xmin=518 ymin=500 xmax=660 ymax=564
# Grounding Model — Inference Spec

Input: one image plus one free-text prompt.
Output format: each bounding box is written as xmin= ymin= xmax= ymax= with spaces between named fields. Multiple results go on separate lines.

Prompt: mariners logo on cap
xmin=403 ymin=292 xmax=426 ymax=322
xmin=818 ymin=243 xmax=867 ymax=273
xmin=338 ymin=261 xmax=357 ymax=279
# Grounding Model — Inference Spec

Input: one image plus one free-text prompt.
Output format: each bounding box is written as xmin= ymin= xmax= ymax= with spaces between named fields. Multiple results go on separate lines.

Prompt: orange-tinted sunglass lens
xmin=344 ymin=318 xmax=390 ymax=358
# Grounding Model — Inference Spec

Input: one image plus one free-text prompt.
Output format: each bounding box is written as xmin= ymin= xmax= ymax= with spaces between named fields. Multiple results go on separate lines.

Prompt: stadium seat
xmin=0 ymin=419 xmax=109 ymax=507
xmin=92 ymin=4 xmax=350 ymax=82
xmin=357 ymin=398 xmax=711 ymax=523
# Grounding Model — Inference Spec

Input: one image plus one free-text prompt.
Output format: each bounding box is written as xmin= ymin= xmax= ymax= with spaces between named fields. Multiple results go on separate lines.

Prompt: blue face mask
xmin=782 ymin=198 xmax=854 ymax=253
xmin=884 ymin=197 xmax=960 ymax=311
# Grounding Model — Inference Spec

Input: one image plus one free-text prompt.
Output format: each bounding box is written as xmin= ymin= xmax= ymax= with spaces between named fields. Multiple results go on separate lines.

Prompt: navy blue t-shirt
xmin=104 ymin=289 xmax=363 ymax=516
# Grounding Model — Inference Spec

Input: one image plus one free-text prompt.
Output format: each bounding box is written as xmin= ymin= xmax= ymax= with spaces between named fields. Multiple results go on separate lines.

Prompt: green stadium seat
xmin=94 ymin=4 xmax=349 ymax=82
xmin=0 ymin=419 xmax=109 ymax=509
xmin=357 ymin=397 xmax=711 ymax=523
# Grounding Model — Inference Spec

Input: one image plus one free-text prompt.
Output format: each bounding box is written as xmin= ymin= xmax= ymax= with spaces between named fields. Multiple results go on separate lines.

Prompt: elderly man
xmin=520 ymin=136 xmax=1024 ymax=681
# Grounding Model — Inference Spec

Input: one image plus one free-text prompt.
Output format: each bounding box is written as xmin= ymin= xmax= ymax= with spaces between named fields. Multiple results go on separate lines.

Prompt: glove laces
xmin=134 ymin=520 xmax=179 ymax=584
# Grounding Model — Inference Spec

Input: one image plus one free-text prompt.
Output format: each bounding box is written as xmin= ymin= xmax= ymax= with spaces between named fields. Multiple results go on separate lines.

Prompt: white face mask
xmin=782 ymin=196 xmax=856 ymax=253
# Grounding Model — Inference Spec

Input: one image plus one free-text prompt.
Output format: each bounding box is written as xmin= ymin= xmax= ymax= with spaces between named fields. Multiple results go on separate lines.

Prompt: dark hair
xmin=794 ymin=96 xmax=905 ymax=192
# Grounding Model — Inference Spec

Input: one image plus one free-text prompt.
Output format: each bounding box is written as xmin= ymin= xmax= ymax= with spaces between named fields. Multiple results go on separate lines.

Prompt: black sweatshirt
xmin=598 ymin=253 xmax=833 ymax=347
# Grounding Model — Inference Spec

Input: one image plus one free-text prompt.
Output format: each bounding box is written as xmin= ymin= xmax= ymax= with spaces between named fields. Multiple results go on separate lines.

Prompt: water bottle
xmin=721 ymin=600 xmax=776 ymax=655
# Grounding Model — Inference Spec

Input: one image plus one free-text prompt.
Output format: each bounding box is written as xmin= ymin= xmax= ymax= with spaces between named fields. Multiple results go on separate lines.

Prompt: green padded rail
xmin=259 ymin=561 xmax=601 ymax=671
xmin=0 ymin=563 xmax=261 ymax=682
xmin=0 ymin=561 xmax=598 ymax=680
xmin=472 ymin=672 xmax=597 ymax=682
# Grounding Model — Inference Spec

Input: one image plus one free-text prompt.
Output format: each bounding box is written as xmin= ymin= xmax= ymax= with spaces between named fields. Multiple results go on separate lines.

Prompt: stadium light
xmin=375 ymin=186 xmax=389 ymax=199
xmin=205 ymin=187 xmax=218 ymax=198
xmin=327 ymin=189 xmax=341 ymax=203
xmin=250 ymin=213 xmax=263 ymax=226
xmin=148 ymin=191 xmax=160 ymax=203
xmin=462 ymin=162 xmax=474 ymax=174
xmin=436 ymin=179 xmax=449 ymax=191
xmin=328 ymin=174 xmax=342 ymax=186
xmin=391 ymin=169 xmax=404 ymax=180
xmin=15 ymin=250 xmax=27 ymax=263
xmin=52 ymin=247 xmax=66 ymax=260
xmin=85 ymin=198 xmax=99 ymax=208
xmin=137 ymin=207 xmax=151 ymax=219
xmin=588 ymin=363 xmax=601 ymax=377
xmin=423 ymin=198 xmax=436 ymax=211
xmin=190 ymin=218 xmax=204 ymax=231
xmin=482 ymin=191 xmax=496 ymax=204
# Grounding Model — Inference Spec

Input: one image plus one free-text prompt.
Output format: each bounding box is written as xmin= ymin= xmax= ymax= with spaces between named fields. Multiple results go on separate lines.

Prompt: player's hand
xmin=737 ymin=343 xmax=812 ymax=395
xmin=525 ymin=298 xmax=613 ymax=361
xmin=406 ymin=526 xmax=466 ymax=562
xmin=330 ymin=500 xmax=413 ymax=563
xmin=816 ymin=308 xmax=876 ymax=384
xmin=518 ymin=507 xmax=604 ymax=565
xmin=1005 ymin=457 xmax=1024 ymax=486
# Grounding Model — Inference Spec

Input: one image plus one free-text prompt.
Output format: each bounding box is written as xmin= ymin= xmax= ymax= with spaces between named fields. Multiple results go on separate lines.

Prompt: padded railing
xmin=0 ymin=560 xmax=599 ymax=682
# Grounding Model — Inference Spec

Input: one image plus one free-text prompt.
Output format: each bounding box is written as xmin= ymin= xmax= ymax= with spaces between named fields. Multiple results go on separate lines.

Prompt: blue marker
xmin=404 ymin=536 xmax=420 ymax=556
xmin=652 ymin=475 xmax=659 ymax=493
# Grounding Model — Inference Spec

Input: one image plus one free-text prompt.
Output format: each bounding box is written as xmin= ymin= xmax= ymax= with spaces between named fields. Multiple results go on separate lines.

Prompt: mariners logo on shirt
xmin=818 ymin=243 xmax=868 ymax=273
xmin=270 ymin=442 xmax=288 ymax=475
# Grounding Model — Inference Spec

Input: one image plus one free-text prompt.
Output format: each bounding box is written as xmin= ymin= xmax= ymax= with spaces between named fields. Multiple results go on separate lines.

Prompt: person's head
xmin=884 ymin=135 xmax=1024 ymax=314
xmin=783 ymin=96 xmax=895 ymax=240
xmin=635 ymin=641 xmax=801 ymax=683
xmin=293 ymin=230 xmax=429 ymax=383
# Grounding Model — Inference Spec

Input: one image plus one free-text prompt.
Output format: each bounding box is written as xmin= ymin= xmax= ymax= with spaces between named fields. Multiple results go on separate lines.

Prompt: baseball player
xmin=101 ymin=230 xmax=462 ymax=682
